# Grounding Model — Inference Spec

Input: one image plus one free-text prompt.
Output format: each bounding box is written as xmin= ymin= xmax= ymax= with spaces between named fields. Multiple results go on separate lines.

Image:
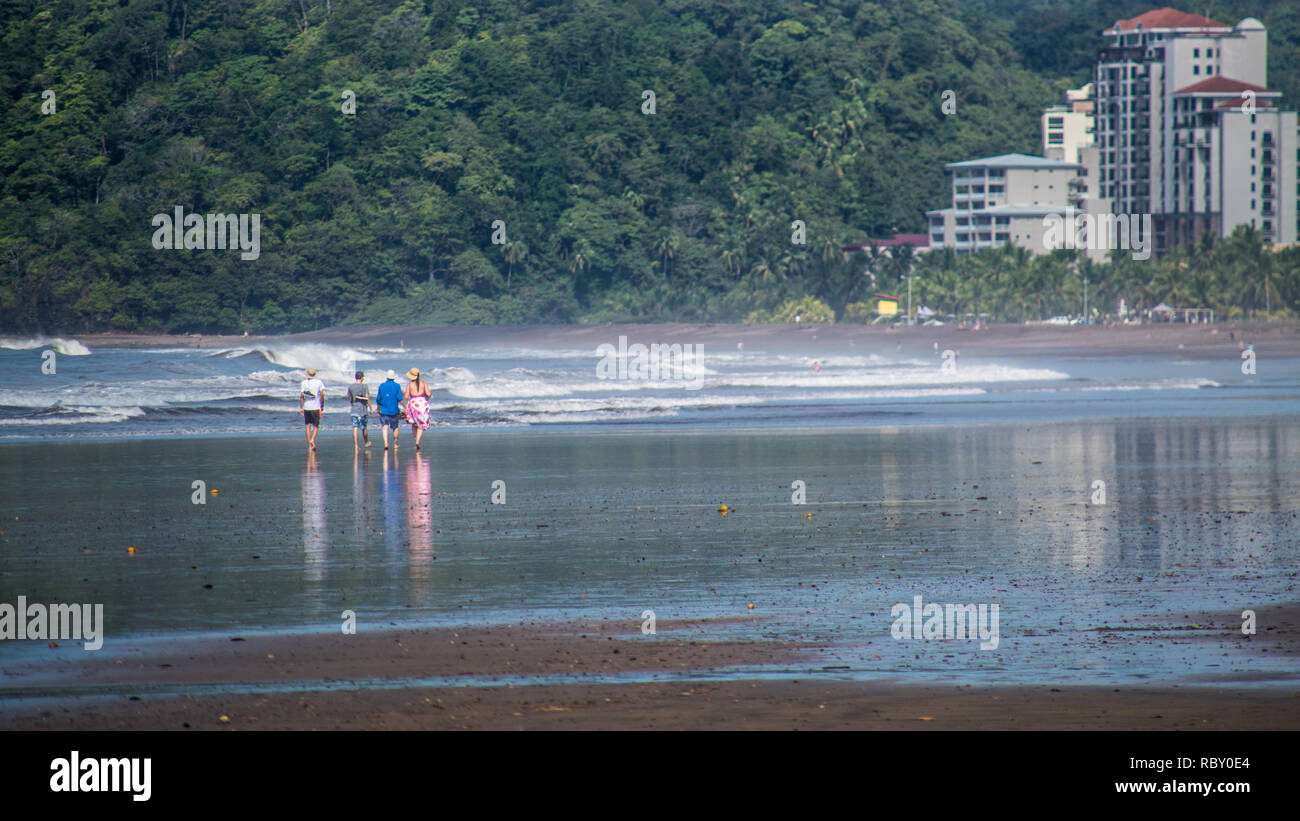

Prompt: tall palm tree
xmin=503 ymin=240 xmax=528 ymax=287
xmin=655 ymin=233 xmax=678 ymax=281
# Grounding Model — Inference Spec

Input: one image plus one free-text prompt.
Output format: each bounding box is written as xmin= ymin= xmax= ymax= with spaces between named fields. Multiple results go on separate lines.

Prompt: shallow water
xmin=2 ymin=333 xmax=1294 ymax=435
xmin=2 ymin=418 xmax=1296 ymax=687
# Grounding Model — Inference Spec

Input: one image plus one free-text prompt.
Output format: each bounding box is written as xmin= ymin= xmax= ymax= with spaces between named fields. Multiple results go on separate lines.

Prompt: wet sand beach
xmin=3 ymin=416 xmax=1299 ymax=729
xmin=2 ymin=615 xmax=1297 ymax=730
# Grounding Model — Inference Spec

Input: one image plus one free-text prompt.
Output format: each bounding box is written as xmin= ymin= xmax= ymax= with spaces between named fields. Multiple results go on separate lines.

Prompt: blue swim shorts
xmin=351 ymin=413 xmax=368 ymax=429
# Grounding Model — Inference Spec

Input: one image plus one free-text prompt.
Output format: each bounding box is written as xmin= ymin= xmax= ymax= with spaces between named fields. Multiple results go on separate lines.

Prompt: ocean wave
xmin=0 ymin=405 xmax=145 ymax=425
xmin=1017 ymin=378 xmax=1220 ymax=394
xmin=716 ymin=364 xmax=1068 ymax=389
xmin=213 ymin=343 xmax=377 ymax=376
xmin=0 ymin=336 xmax=91 ymax=355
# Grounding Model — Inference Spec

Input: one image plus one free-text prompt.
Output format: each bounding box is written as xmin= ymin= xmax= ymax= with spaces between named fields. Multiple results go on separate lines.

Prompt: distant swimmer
xmin=300 ymin=367 xmax=325 ymax=451
xmin=403 ymin=367 xmax=432 ymax=452
xmin=376 ymin=370 xmax=403 ymax=450
xmin=348 ymin=371 xmax=372 ymax=450
xmin=812 ymin=361 xmax=821 ymax=373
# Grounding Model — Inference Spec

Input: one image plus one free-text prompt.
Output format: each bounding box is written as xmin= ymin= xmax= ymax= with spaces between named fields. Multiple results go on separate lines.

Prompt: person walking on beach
xmin=347 ymin=371 xmax=372 ymax=450
xmin=300 ymin=367 xmax=325 ymax=451
xmin=376 ymin=370 xmax=404 ymax=450
xmin=403 ymin=367 xmax=433 ymax=452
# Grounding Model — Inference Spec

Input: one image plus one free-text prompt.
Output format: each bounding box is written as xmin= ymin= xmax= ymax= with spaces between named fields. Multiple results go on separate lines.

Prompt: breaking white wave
xmin=0 ymin=336 xmax=91 ymax=355
xmin=1 ymin=406 xmax=146 ymax=425
xmin=1018 ymin=377 xmax=1221 ymax=394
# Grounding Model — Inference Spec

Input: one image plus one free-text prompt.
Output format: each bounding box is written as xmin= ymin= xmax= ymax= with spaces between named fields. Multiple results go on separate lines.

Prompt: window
xmin=1193 ymin=65 xmax=1199 ymax=75
xmin=1207 ymin=48 xmax=1214 ymax=57
xmin=1193 ymin=48 xmax=1200 ymax=57
xmin=1208 ymin=65 xmax=1214 ymax=75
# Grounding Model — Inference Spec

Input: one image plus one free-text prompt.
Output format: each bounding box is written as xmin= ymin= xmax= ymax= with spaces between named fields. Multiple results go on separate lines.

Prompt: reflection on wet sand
xmin=353 ymin=449 xmax=371 ymax=544
xmin=405 ymin=452 xmax=435 ymax=599
xmin=302 ymin=451 xmax=326 ymax=581
xmin=381 ymin=448 xmax=402 ymax=559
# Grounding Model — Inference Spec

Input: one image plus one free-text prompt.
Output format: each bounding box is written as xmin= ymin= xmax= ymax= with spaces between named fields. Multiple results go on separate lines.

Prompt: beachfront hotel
xmin=924 ymin=7 xmax=1298 ymax=260
xmin=1093 ymin=7 xmax=1298 ymax=253
xmin=925 ymin=153 xmax=1080 ymax=255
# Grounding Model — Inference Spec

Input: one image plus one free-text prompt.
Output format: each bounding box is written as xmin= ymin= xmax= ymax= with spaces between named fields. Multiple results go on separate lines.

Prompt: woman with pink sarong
xmin=403 ymin=367 xmax=432 ymax=451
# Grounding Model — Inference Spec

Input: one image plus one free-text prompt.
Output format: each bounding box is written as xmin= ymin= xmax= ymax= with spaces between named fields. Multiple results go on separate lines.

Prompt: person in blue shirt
xmin=375 ymin=370 xmax=405 ymax=450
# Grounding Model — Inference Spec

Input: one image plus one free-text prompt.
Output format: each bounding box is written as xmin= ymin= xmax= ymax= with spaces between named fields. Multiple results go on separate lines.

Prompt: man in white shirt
xmin=300 ymin=367 xmax=326 ymax=451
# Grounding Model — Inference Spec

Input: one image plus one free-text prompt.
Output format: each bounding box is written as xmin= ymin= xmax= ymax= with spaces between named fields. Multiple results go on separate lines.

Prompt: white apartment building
xmin=1042 ymin=84 xmax=1101 ymax=216
xmin=1094 ymin=8 xmax=1297 ymax=253
xmin=926 ymin=154 xmax=1078 ymax=254
xmin=1043 ymin=84 xmax=1095 ymax=164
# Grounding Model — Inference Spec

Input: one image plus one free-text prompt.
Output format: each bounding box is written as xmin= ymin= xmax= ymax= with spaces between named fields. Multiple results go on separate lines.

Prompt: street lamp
xmin=902 ymin=271 xmax=919 ymax=325
xmin=1071 ymin=258 xmax=1089 ymax=325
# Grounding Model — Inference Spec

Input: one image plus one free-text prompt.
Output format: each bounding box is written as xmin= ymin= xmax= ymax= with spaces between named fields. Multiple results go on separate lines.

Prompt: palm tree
xmin=721 ymin=247 xmax=744 ymax=278
xmin=655 ymin=233 xmax=678 ymax=281
xmin=503 ymin=240 xmax=528 ymax=287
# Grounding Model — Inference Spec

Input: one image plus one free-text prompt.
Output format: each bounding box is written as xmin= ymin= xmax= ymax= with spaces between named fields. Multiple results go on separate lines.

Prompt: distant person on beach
xmin=300 ymin=368 xmax=325 ymax=451
xmin=403 ymin=367 xmax=432 ymax=452
xmin=376 ymin=370 xmax=403 ymax=450
xmin=347 ymin=371 xmax=372 ymax=450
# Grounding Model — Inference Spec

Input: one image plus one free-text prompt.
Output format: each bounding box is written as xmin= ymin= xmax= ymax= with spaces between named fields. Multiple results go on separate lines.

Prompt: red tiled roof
xmin=1216 ymin=96 xmax=1275 ymax=109
xmin=843 ymin=233 xmax=930 ymax=251
xmin=1105 ymin=7 xmax=1228 ymax=34
xmin=872 ymin=293 xmax=900 ymax=302
xmin=1174 ymin=76 xmax=1274 ymax=95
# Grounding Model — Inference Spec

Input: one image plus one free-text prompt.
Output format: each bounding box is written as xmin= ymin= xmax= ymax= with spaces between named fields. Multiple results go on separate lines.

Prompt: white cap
xmin=386 ymin=370 xmax=397 ymax=379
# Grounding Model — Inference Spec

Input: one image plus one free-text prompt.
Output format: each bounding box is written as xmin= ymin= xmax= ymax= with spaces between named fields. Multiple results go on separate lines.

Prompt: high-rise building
xmin=1094 ymin=7 xmax=1297 ymax=253
xmin=1042 ymin=83 xmax=1100 ymax=216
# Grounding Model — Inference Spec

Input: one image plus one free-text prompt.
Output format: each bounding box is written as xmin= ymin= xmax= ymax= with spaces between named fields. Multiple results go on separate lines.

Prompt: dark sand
xmin=3 ymin=613 xmax=1297 ymax=730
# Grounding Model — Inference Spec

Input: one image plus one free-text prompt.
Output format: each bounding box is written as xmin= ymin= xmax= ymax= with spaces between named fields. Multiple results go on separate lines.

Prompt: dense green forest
xmin=2 ymin=0 xmax=1298 ymax=333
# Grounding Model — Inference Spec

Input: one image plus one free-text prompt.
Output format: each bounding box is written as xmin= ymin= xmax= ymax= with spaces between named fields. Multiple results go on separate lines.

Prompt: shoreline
xmin=29 ymin=320 xmax=1300 ymax=358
